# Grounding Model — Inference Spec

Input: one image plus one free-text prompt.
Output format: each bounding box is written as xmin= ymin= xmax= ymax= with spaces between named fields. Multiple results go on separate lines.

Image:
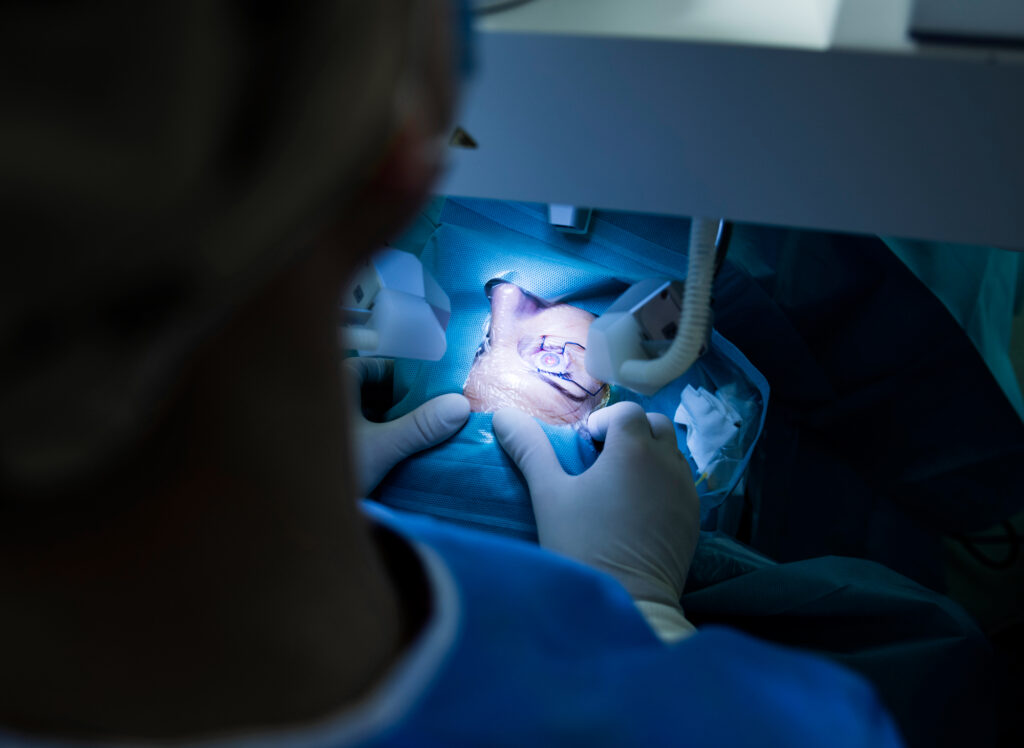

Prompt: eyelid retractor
xmin=585 ymin=218 xmax=719 ymax=396
xmin=340 ymin=248 xmax=451 ymax=361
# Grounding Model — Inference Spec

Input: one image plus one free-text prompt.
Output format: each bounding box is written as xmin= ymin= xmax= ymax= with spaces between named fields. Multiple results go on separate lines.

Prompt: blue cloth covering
xmin=375 ymin=199 xmax=768 ymax=539
xmin=884 ymin=237 xmax=1024 ymax=419
xmin=718 ymin=225 xmax=1024 ymax=587
xmin=683 ymin=533 xmax=994 ymax=748
xmin=377 ymin=411 xmax=595 ymax=539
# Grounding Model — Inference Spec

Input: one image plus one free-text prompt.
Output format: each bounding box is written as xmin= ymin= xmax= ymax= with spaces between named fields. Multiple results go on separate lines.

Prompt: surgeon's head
xmin=463 ymin=283 xmax=609 ymax=426
xmin=0 ymin=1 xmax=462 ymax=491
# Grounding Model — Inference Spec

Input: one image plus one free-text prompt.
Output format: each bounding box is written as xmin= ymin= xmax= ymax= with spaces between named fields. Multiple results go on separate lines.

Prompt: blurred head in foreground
xmin=0 ymin=1 xmax=458 ymax=497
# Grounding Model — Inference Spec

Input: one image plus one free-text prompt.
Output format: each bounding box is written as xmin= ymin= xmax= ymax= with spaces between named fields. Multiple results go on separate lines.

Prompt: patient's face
xmin=464 ymin=283 xmax=608 ymax=426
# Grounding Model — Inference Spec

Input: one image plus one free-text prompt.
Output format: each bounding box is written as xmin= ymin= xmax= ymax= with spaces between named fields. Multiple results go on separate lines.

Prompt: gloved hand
xmin=493 ymin=402 xmax=700 ymax=609
xmin=343 ymin=357 xmax=470 ymax=496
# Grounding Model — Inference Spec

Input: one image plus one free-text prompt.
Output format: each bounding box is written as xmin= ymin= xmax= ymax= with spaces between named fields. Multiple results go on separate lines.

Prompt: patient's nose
xmin=489 ymin=284 xmax=533 ymax=345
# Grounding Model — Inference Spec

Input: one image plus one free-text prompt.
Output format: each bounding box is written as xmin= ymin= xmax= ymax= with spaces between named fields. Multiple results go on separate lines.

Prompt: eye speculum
xmin=532 ymin=335 xmax=603 ymax=397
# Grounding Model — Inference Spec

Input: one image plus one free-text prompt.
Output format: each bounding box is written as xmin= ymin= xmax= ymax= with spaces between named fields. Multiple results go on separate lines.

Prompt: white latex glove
xmin=493 ymin=402 xmax=700 ymax=610
xmin=343 ymin=357 xmax=470 ymax=496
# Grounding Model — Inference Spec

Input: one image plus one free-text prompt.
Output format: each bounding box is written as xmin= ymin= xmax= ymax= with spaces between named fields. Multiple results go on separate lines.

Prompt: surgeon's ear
xmin=369 ymin=119 xmax=444 ymax=226
xmin=324 ymin=120 xmax=442 ymax=278
xmin=320 ymin=0 xmax=458 ymax=278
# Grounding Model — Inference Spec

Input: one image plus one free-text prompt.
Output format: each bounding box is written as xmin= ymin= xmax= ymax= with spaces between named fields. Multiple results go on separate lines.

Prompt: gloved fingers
xmin=355 ymin=393 xmax=470 ymax=495
xmin=493 ymin=408 xmax=567 ymax=488
xmin=382 ymin=393 xmax=471 ymax=460
xmin=646 ymin=412 xmax=677 ymax=444
xmin=587 ymin=401 xmax=653 ymax=447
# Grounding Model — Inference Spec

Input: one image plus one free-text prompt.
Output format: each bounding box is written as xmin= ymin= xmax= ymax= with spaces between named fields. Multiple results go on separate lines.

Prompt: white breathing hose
xmin=619 ymin=217 xmax=719 ymax=391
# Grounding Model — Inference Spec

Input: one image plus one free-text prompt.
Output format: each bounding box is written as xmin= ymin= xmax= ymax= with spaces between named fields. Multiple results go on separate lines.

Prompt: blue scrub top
xmin=0 ymin=502 xmax=905 ymax=748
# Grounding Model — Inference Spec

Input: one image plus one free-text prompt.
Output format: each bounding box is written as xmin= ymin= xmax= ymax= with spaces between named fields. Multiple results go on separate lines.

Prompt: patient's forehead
xmin=511 ymin=307 xmax=592 ymax=348
xmin=526 ymin=304 xmax=594 ymax=329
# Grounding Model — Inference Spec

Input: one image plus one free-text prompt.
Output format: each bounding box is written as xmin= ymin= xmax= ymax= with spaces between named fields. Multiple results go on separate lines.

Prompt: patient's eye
xmin=520 ymin=336 xmax=579 ymax=375
xmin=463 ymin=285 xmax=607 ymax=425
xmin=537 ymin=351 xmax=564 ymax=370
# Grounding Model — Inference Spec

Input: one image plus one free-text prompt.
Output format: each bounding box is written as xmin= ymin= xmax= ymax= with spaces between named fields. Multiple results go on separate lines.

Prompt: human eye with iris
xmin=463 ymin=283 xmax=609 ymax=426
xmin=521 ymin=337 xmax=603 ymax=398
xmin=533 ymin=341 xmax=567 ymax=373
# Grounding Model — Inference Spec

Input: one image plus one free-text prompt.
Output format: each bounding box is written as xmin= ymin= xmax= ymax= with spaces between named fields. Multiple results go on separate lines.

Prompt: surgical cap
xmin=0 ymin=1 xmax=421 ymax=490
